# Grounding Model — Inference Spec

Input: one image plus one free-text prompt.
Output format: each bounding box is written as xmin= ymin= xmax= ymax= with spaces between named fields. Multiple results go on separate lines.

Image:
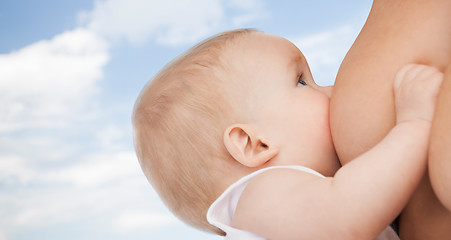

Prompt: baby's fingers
xmin=394 ymin=64 xmax=444 ymax=123
xmin=394 ymin=64 xmax=443 ymax=92
xmin=394 ymin=64 xmax=425 ymax=90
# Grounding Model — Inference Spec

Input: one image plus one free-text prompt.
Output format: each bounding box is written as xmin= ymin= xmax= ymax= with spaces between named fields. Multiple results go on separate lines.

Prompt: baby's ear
xmin=223 ymin=124 xmax=279 ymax=168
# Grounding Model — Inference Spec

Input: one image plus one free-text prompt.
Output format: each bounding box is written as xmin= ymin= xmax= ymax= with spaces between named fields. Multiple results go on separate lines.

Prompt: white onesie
xmin=207 ymin=165 xmax=400 ymax=240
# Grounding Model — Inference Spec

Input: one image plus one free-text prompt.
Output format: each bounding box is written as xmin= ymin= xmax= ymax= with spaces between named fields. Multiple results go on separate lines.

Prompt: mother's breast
xmin=330 ymin=0 xmax=451 ymax=164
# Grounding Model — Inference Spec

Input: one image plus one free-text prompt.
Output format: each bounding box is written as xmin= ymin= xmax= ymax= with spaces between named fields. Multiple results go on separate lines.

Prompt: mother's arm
xmin=430 ymin=64 xmax=451 ymax=211
xmin=330 ymin=0 xmax=451 ymax=239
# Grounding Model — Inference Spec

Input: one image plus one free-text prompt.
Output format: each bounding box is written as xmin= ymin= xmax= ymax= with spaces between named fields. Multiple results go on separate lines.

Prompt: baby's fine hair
xmin=133 ymin=29 xmax=259 ymax=235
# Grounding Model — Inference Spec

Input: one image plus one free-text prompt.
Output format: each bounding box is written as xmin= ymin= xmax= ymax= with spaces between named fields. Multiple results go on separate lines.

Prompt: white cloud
xmin=0 ymin=150 xmax=157 ymax=230
xmin=290 ymin=26 xmax=359 ymax=86
xmin=226 ymin=0 xmax=267 ymax=26
xmin=0 ymin=28 xmax=109 ymax=132
xmin=0 ymin=19 xmax=121 ymax=239
xmin=44 ymin=151 xmax=139 ymax=187
xmin=95 ymin=123 xmax=126 ymax=149
xmin=79 ymin=0 xmax=266 ymax=45
xmin=0 ymin=148 xmax=178 ymax=234
xmin=0 ymin=155 xmax=34 ymax=184
xmin=112 ymin=211 xmax=177 ymax=233
xmin=0 ymin=151 xmax=138 ymax=187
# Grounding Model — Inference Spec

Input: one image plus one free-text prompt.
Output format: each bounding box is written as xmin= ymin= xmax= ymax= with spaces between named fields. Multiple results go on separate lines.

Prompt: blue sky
xmin=0 ymin=1 xmax=372 ymax=239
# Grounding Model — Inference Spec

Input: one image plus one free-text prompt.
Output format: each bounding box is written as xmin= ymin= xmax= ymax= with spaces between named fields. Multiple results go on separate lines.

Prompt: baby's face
xmin=229 ymin=33 xmax=340 ymax=176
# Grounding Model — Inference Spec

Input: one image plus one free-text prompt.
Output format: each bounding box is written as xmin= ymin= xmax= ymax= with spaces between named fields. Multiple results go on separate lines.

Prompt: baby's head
xmin=133 ymin=29 xmax=339 ymax=235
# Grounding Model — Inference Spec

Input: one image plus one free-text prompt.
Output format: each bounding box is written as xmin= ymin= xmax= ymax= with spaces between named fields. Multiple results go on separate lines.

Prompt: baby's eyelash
xmin=297 ymin=74 xmax=307 ymax=86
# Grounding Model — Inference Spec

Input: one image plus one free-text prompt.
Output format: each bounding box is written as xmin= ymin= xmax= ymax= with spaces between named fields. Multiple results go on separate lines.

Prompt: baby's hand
xmin=394 ymin=64 xmax=443 ymax=124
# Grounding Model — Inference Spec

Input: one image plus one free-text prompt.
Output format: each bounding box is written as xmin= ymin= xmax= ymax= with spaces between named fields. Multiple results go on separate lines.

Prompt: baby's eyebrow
xmin=288 ymin=53 xmax=302 ymax=70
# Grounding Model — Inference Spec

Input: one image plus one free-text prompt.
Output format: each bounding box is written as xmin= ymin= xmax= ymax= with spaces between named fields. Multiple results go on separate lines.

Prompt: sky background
xmin=0 ymin=1 xmax=372 ymax=239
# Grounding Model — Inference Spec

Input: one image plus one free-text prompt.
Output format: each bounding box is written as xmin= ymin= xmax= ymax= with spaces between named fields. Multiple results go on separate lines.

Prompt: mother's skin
xmin=330 ymin=0 xmax=451 ymax=239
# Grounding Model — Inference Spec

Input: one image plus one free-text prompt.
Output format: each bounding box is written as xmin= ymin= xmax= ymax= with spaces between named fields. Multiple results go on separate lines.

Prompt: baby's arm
xmin=232 ymin=64 xmax=443 ymax=240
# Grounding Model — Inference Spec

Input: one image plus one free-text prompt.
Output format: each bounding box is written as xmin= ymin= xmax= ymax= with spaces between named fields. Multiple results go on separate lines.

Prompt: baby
xmin=132 ymin=29 xmax=443 ymax=239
